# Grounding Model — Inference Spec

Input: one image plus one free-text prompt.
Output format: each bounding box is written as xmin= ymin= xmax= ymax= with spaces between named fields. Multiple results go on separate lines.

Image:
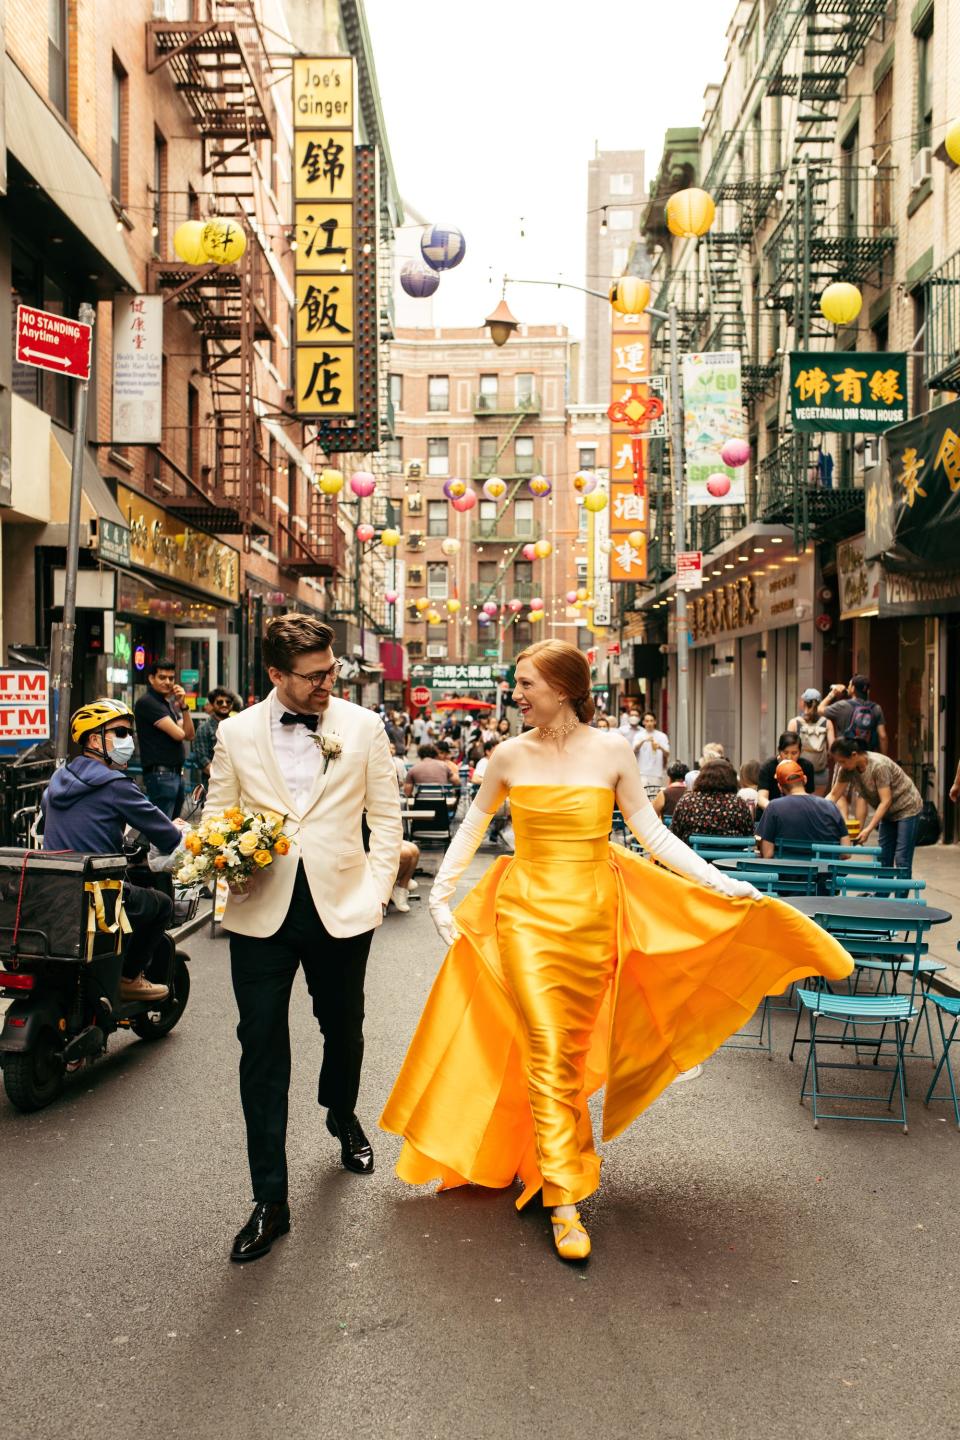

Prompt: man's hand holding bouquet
xmin=175 ymin=808 xmax=292 ymax=896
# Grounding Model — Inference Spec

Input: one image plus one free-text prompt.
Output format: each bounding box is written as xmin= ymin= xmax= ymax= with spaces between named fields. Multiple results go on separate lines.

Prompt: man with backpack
xmin=787 ymin=688 xmax=830 ymax=794
xmin=818 ymin=675 xmax=888 ymax=754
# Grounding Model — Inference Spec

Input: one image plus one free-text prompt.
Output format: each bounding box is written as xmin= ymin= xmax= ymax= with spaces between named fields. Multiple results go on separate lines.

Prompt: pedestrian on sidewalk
xmin=756 ymin=733 xmax=816 ymax=810
xmin=758 ymin=759 xmax=849 ymax=856
xmin=827 ymin=738 xmax=923 ymax=874
xmin=818 ymin=675 xmax=888 ymax=753
xmin=787 ymin=689 xmax=830 ymax=794
xmin=133 ymin=659 xmax=196 ymax=818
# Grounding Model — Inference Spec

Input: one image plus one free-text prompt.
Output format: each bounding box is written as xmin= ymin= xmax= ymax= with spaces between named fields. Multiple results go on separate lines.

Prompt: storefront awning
xmin=5 ymin=57 xmax=140 ymax=291
xmin=50 ymin=423 xmax=128 ymax=530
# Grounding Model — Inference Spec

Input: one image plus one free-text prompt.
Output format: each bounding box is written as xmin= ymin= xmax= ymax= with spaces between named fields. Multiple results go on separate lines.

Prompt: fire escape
xmin=144 ymin=2 xmax=277 ymax=543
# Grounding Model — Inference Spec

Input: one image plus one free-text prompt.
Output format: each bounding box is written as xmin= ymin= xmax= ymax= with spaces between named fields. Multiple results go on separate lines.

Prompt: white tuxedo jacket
xmin=202 ymin=693 xmax=403 ymax=939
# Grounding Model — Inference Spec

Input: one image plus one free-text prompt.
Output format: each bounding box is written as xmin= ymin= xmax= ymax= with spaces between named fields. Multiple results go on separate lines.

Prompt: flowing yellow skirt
xmin=381 ymin=845 xmax=852 ymax=1208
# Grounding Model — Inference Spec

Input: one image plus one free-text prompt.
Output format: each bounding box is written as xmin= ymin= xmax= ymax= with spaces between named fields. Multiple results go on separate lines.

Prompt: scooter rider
xmin=41 ymin=700 xmax=184 ymax=1004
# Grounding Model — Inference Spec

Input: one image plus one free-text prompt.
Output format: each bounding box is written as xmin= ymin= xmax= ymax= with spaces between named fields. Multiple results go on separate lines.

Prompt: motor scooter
xmin=0 ymin=845 xmax=199 ymax=1113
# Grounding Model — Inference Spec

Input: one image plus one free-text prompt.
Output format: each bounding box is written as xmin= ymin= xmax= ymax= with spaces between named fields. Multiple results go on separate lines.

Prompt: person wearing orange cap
xmin=758 ymin=758 xmax=850 ymax=857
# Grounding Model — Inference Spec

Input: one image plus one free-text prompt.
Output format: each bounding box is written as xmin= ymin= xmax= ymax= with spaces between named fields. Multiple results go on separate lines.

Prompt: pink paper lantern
xmin=720 ymin=439 xmax=750 ymax=468
xmin=384 ymin=590 xmax=398 ymax=604
xmin=565 ymin=590 xmax=578 ymax=604
xmin=356 ymin=523 xmax=375 ymax=542
xmin=482 ymin=601 xmax=498 ymax=616
xmin=508 ymin=599 xmax=523 ymax=612
xmin=706 ymin=472 xmax=732 ymax=498
xmin=451 ymin=491 xmax=477 ymax=512
xmin=521 ymin=543 xmax=537 ymax=561
xmin=350 ymin=471 xmax=377 ymax=497
xmin=530 ymin=596 xmax=544 ymax=610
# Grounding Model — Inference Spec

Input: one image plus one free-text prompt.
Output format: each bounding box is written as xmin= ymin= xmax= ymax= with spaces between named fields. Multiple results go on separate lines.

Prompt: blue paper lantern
xmin=478 ymin=612 xmax=492 ymax=625
xmin=421 ymin=224 xmax=466 ymax=272
xmin=400 ymin=261 xmax=440 ymax=298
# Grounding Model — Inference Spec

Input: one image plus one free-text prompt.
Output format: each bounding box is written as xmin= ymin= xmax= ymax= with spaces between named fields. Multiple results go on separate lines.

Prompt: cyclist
xmin=41 ymin=700 xmax=184 ymax=1003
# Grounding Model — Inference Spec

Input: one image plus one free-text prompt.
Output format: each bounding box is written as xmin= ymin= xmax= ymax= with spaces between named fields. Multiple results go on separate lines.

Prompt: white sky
xmin=364 ymin=0 xmax=734 ymax=339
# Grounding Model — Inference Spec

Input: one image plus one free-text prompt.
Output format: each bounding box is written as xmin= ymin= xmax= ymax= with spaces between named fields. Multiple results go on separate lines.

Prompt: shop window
xmin=427 ymin=500 xmax=447 ymax=537
xmin=427 ymin=437 xmax=448 ymax=476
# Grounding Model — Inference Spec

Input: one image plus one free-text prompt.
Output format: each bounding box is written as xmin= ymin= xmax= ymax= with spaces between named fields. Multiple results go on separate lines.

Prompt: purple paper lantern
xmin=478 ymin=612 xmax=491 ymax=625
xmin=443 ymin=477 xmax=467 ymax=501
xmin=720 ymin=439 xmax=750 ymax=468
xmin=400 ymin=261 xmax=441 ymax=298
xmin=421 ymin=224 xmax=467 ymax=272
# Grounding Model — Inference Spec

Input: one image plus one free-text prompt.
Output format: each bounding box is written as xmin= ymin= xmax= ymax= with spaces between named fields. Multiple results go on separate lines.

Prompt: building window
xmin=609 ymin=173 xmax=634 ymax=196
xmin=578 ymin=504 xmax=589 ymax=535
xmin=478 ymin=373 xmax=498 ymax=409
xmin=514 ymin=436 xmax=535 ymax=475
xmin=912 ymin=287 xmax=927 ymax=418
xmin=427 ymin=500 xmax=447 ymax=537
xmin=111 ymin=58 xmax=127 ymax=205
xmin=916 ymin=10 xmax=934 ymax=154
xmin=427 ymin=563 xmax=448 ymax=599
xmin=186 ymin=383 xmax=199 ymax=478
xmin=479 ymin=500 xmax=497 ymax=531
xmin=612 ymin=245 xmax=629 ymax=275
xmin=478 ymin=560 xmax=498 ymax=587
xmin=513 ymin=560 xmax=533 ymax=591
xmin=841 ymin=124 xmax=859 ymax=236
xmin=187 ymin=185 xmax=200 ymax=221
xmin=578 ymin=445 xmax=597 ymax=469
xmin=513 ymin=621 xmax=532 ymax=648
xmin=383 ymin=437 xmax=402 ymax=472
xmin=514 ymin=498 xmax=534 ymax=537
xmin=389 ymin=373 xmax=403 ymax=410
xmin=477 ymin=435 xmax=498 ymax=476
xmin=428 ymin=375 xmax=449 ymax=412
xmin=607 ymin=209 xmax=634 ymax=230
xmin=515 ymin=373 xmax=534 ymax=406
xmin=152 ymin=132 xmax=167 ymax=257
xmin=427 ymin=437 xmax=448 ymax=476
xmin=48 ymin=0 xmax=69 ymax=118
xmin=873 ymin=65 xmax=893 ymax=228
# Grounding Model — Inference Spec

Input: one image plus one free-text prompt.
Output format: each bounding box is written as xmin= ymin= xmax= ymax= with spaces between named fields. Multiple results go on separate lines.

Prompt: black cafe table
xmin=781 ymin=895 xmax=953 ymax=927
xmin=715 ymin=855 xmax=900 ymax=898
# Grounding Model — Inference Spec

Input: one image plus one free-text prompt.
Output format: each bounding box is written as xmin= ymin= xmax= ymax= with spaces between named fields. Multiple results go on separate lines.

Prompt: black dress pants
xmin=229 ymin=863 xmax=373 ymax=1202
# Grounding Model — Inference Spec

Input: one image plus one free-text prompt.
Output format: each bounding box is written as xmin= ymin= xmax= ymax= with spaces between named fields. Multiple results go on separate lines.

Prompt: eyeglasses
xmin=212 ymin=700 xmax=233 ymax=709
xmin=108 ymin=727 xmax=133 ymax=739
xmin=288 ymin=660 xmax=342 ymax=688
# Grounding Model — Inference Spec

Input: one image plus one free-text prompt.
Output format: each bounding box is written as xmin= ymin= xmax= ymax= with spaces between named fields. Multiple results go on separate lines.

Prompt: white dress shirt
xmin=269 ymin=689 xmax=323 ymax=815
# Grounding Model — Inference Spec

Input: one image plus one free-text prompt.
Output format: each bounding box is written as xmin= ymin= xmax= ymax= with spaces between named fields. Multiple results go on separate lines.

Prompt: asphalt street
xmin=3 ymin=858 xmax=960 ymax=1440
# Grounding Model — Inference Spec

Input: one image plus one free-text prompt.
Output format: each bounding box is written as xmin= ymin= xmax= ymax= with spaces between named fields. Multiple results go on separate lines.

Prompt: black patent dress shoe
xmin=230 ymin=1201 xmax=290 ymax=1263
xmin=326 ymin=1111 xmax=375 ymax=1174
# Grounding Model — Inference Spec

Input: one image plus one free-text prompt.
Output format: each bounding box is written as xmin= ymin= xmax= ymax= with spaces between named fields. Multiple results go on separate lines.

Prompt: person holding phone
xmin=133 ymin=658 xmax=196 ymax=818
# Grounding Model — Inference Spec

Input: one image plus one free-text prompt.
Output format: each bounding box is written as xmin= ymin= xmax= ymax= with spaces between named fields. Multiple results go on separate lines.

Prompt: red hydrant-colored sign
xmin=410 ymin=686 xmax=432 ymax=709
xmin=16 ymin=304 xmax=92 ymax=380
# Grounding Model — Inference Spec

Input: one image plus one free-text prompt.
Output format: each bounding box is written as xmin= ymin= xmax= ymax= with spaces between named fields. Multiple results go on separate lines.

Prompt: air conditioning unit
xmin=426 ymin=644 xmax=448 ymax=659
xmin=859 ymin=435 xmax=881 ymax=471
xmin=911 ymin=146 xmax=933 ymax=190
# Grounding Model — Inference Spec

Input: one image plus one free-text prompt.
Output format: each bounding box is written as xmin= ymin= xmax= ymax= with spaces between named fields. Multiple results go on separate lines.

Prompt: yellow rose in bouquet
xmin=174 ymin=809 xmax=292 ymax=894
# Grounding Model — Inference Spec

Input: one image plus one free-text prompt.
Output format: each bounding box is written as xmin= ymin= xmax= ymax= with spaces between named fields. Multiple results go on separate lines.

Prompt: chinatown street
xmin=2 ymin=860 xmax=959 ymax=1440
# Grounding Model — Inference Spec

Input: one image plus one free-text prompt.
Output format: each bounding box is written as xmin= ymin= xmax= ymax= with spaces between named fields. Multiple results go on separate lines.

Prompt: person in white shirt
xmin=472 ymin=737 xmax=498 ymax=782
xmin=636 ymin=711 xmax=670 ymax=796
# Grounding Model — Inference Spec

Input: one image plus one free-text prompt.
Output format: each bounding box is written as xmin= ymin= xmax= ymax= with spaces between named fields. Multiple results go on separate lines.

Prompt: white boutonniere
xmin=315 ymin=730 xmax=343 ymax=773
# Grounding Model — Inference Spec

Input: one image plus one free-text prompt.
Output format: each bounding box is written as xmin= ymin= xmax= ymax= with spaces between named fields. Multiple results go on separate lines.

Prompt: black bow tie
xmin=280 ymin=711 xmax=318 ymax=731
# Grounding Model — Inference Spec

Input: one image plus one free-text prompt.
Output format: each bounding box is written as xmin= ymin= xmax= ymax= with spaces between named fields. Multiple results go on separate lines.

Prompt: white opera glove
xmin=428 ymin=802 xmax=495 ymax=947
xmin=625 ymin=806 xmax=762 ymax=901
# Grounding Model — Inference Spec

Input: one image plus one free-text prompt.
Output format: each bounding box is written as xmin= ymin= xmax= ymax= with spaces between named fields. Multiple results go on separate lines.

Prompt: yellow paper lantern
xmin=529 ymin=608 xmax=545 ymax=622
xmin=446 ymin=598 xmax=461 ymax=613
xmin=576 ymin=587 xmax=589 ymax=602
xmin=666 ymin=187 xmax=716 ymax=238
xmin=173 ymin=220 xmax=207 ymax=265
xmin=627 ymin=530 xmax=645 ymax=547
xmin=946 ymin=119 xmax=960 ymax=166
xmin=583 ymin=489 xmax=609 ymax=512
xmin=415 ymin=597 xmax=431 ymax=612
xmin=380 ymin=527 xmax=400 ymax=547
xmin=426 ymin=609 xmax=442 ymax=624
xmin=319 ymin=467 xmax=344 ymax=495
xmin=440 ymin=537 xmax=461 ymax=556
xmin=819 ymin=281 xmax=863 ymax=326
xmin=533 ymin=539 xmax=553 ymax=559
xmin=609 ymin=276 xmax=651 ymax=316
xmin=201 ymin=218 xmax=247 ymax=265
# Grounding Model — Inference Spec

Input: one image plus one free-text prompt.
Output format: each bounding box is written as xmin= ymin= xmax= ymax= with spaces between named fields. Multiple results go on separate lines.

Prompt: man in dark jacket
xmin=42 ymin=699 xmax=184 ymax=1003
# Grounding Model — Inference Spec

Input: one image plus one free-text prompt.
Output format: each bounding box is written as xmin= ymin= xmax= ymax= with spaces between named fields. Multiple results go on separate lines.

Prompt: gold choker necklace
xmin=536 ymin=717 xmax=581 ymax=742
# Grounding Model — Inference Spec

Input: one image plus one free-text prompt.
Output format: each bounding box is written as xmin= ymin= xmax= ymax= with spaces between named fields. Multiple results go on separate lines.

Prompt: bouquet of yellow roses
xmin=174 ymin=808 xmax=292 ymax=894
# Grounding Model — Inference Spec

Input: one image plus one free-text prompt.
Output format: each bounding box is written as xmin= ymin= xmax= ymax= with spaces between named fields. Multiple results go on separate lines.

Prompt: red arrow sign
xmin=16 ymin=304 xmax=92 ymax=380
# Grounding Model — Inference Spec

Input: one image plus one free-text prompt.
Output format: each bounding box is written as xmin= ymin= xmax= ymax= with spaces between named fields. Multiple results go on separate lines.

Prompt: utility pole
xmin=54 ymin=301 xmax=97 ymax=765
xmin=667 ymin=303 xmax=689 ymax=769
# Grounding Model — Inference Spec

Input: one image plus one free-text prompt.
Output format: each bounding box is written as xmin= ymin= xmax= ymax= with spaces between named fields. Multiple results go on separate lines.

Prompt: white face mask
xmin=628 ymin=716 xmax=640 ymax=726
xmin=108 ymin=735 xmax=136 ymax=769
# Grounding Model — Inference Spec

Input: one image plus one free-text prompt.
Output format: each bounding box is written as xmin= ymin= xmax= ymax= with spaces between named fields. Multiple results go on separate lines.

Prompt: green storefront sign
xmin=865 ymin=396 xmax=960 ymax=575
xmin=789 ymin=351 xmax=908 ymax=432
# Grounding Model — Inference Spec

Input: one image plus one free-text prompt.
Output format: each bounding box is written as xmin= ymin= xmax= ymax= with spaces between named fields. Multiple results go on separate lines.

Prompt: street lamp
xmin=485 ymin=275 xmax=692 ymax=767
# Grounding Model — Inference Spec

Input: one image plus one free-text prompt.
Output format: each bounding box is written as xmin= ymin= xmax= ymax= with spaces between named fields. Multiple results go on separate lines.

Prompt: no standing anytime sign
xmin=16 ymin=304 xmax=92 ymax=381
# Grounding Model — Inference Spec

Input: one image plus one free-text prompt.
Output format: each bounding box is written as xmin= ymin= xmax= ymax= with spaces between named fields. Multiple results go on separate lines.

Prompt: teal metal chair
xmin=709 ymin=852 xmax=817 ymax=896
xmin=717 ymin=870 xmax=781 ymax=1056
xmin=924 ymin=945 xmax=960 ymax=1128
xmin=690 ymin=835 xmax=756 ymax=856
xmin=812 ymin=843 xmax=882 ymax=859
xmin=795 ymin=908 xmax=934 ymax=1130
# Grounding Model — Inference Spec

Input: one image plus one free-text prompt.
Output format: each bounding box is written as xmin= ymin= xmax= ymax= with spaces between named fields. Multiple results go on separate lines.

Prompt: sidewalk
xmin=914 ymin=842 xmax=960 ymax=992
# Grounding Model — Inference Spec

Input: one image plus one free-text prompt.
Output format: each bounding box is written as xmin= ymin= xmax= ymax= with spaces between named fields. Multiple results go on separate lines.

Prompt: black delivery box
xmin=0 ymin=850 xmax=127 ymax=961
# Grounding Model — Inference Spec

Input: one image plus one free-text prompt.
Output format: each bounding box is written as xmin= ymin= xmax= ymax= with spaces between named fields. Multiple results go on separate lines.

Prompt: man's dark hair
xmin=435 ymin=740 xmax=451 ymax=754
xmin=262 ymin=614 xmax=335 ymax=671
xmin=484 ymin=738 xmax=499 ymax=754
xmin=146 ymin=658 xmax=176 ymax=679
xmin=667 ymin=760 xmax=687 ymax=783
xmin=850 ymin=673 xmax=870 ymax=698
xmin=829 ymin=736 xmax=868 ymax=759
xmin=777 ymin=731 xmax=800 ymax=752
xmin=208 ymin=687 xmax=234 ymax=706
xmin=693 ymin=759 xmax=739 ymax=794
xmin=418 ymin=743 xmax=438 ymax=759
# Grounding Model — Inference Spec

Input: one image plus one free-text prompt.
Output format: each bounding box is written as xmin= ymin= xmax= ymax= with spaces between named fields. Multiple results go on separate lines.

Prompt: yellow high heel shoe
xmin=551 ymin=1210 xmax=591 ymax=1262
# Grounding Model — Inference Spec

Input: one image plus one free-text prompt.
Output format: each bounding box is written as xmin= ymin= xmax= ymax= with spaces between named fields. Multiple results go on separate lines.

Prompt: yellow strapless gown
xmin=381 ymin=786 xmax=852 ymax=1209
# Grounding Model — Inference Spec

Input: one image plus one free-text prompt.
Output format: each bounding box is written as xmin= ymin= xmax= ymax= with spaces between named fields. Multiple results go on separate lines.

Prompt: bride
xmin=381 ymin=641 xmax=852 ymax=1263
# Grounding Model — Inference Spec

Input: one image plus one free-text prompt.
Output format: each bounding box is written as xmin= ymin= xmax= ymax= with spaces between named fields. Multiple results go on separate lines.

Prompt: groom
xmin=203 ymin=614 xmax=402 ymax=1262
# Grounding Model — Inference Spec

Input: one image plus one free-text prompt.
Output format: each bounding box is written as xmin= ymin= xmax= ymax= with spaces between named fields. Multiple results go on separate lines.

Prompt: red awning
xmin=432 ymin=698 xmax=495 ymax=711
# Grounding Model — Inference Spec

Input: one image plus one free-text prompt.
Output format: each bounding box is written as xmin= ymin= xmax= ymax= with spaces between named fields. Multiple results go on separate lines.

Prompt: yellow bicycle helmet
xmin=70 ymin=698 xmax=135 ymax=745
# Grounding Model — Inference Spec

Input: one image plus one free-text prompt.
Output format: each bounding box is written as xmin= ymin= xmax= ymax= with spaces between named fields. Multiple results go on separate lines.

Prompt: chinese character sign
xmin=877 ymin=397 xmax=960 ymax=570
xmin=112 ymin=295 xmax=162 ymax=444
xmin=789 ymin=351 xmax=907 ymax=433
xmin=292 ymin=58 xmax=356 ymax=417
xmin=608 ymin=310 xmax=649 ymax=579
xmin=681 ymin=351 xmax=746 ymax=507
